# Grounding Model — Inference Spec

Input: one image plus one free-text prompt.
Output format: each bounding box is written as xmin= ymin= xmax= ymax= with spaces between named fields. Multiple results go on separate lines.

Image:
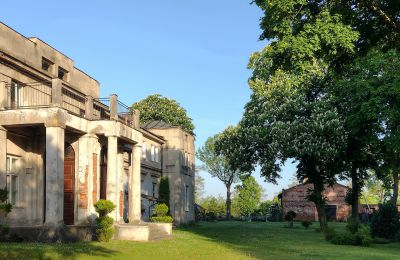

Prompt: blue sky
xmin=2 ymin=1 xmax=296 ymax=199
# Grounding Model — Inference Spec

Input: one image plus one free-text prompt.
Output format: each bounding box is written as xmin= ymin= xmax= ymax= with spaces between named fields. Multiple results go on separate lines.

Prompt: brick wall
xmin=282 ymin=183 xmax=350 ymax=221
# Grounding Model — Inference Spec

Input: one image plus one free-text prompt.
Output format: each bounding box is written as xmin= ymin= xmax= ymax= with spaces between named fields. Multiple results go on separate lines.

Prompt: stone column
xmin=44 ymin=126 xmax=65 ymax=226
xmin=109 ymin=94 xmax=118 ymax=121
xmin=106 ymin=135 xmax=119 ymax=220
xmin=51 ymin=79 xmax=62 ymax=107
xmin=129 ymin=143 xmax=142 ymax=224
xmin=0 ymin=126 xmax=6 ymax=189
xmin=85 ymin=96 xmax=93 ymax=120
xmin=77 ymin=134 xmax=98 ymax=223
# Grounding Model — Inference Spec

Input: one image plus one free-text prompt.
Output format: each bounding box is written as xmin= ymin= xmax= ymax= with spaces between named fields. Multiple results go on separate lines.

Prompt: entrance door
xmin=325 ymin=205 xmax=337 ymax=221
xmin=64 ymin=143 xmax=75 ymax=225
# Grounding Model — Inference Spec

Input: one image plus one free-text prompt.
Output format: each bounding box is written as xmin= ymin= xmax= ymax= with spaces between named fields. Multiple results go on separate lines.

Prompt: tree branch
xmin=359 ymin=0 xmax=400 ymax=33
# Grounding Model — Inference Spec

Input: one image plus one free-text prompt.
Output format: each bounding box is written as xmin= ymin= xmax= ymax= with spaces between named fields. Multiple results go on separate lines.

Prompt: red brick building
xmin=281 ymin=183 xmax=351 ymax=221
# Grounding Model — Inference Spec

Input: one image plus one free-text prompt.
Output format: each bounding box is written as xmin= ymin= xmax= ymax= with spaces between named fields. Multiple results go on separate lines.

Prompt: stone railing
xmin=0 ymin=79 xmax=140 ymax=129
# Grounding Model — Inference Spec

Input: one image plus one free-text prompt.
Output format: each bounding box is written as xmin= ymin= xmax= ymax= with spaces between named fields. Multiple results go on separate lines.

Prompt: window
xmin=41 ymin=57 xmax=53 ymax=72
xmin=142 ymin=142 xmax=146 ymax=159
xmin=9 ymin=81 xmax=21 ymax=108
xmin=184 ymin=152 xmax=189 ymax=166
xmin=58 ymin=67 xmax=68 ymax=81
xmin=6 ymin=155 xmax=20 ymax=206
xmin=151 ymin=145 xmax=155 ymax=162
xmin=185 ymin=185 xmax=189 ymax=212
xmin=152 ymin=182 xmax=157 ymax=198
xmin=155 ymin=147 xmax=159 ymax=163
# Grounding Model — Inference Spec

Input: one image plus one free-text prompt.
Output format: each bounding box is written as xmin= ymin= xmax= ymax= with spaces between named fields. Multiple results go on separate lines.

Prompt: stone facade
xmin=281 ymin=183 xmax=351 ymax=221
xmin=0 ymin=22 xmax=194 ymax=239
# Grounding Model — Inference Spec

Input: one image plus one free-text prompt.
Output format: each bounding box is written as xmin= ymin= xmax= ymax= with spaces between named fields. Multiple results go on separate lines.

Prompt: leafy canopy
xmin=234 ymin=176 xmax=262 ymax=217
xmin=131 ymin=94 xmax=195 ymax=135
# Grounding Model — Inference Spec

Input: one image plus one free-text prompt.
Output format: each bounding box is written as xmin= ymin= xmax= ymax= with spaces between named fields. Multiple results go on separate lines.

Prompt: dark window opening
xmin=58 ymin=67 xmax=68 ymax=80
xmin=42 ymin=58 xmax=53 ymax=72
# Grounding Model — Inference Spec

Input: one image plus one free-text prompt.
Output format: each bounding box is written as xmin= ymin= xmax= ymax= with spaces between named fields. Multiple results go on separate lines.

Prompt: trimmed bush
xmin=301 ymin=221 xmax=312 ymax=229
xmin=370 ymin=202 xmax=400 ymax=240
xmin=150 ymin=203 xmax=173 ymax=223
xmin=94 ymin=200 xmax=116 ymax=242
xmin=324 ymin=226 xmax=336 ymax=241
xmin=94 ymin=200 xmax=116 ymax=217
xmin=154 ymin=203 xmax=169 ymax=217
xmin=150 ymin=216 xmax=174 ymax=223
xmin=284 ymin=211 xmax=296 ymax=228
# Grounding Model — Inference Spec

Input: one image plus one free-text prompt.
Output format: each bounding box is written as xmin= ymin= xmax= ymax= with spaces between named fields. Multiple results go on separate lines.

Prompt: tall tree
xmin=222 ymin=3 xmax=358 ymax=231
xmin=197 ymin=129 xmax=244 ymax=220
xmin=235 ymin=176 xmax=262 ymax=219
xmin=131 ymin=94 xmax=195 ymax=135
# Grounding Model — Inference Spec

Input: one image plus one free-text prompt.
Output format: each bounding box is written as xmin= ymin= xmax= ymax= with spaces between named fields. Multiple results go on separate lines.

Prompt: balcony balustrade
xmin=0 ymin=79 xmax=139 ymax=129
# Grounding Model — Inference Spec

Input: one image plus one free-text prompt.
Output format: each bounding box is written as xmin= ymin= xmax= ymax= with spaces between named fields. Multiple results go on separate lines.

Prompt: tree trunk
xmin=226 ymin=184 xmax=231 ymax=220
xmin=351 ymin=168 xmax=360 ymax=221
xmin=313 ymin=181 xmax=328 ymax=232
xmin=391 ymin=169 xmax=399 ymax=205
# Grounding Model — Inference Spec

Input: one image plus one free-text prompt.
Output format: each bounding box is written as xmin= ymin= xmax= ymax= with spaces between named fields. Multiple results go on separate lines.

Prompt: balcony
xmin=0 ymin=79 xmax=140 ymax=129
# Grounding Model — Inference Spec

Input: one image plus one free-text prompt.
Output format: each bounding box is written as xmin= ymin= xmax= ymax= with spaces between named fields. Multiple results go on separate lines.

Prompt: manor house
xmin=0 ymin=23 xmax=195 ymax=240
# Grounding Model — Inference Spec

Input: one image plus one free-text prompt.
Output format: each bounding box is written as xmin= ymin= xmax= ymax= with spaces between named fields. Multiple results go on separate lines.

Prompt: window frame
xmin=6 ymin=155 xmax=20 ymax=206
xmin=185 ymin=185 xmax=189 ymax=212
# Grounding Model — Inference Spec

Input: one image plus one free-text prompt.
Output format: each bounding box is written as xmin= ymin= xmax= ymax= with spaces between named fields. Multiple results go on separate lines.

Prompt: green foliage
xmin=200 ymin=195 xmax=226 ymax=218
xmin=205 ymin=212 xmax=217 ymax=222
xmin=94 ymin=200 xmax=116 ymax=217
xmin=94 ymin=200 xmax=115 ymax=242
xmin=0 ymin=188 xmax=12 ymax=239
xmin=370 ymin=202 xmax=400 ymax=239
xmin=150 ymin=216 xmax=173 ymax=223
xmin=301 ymin=221 xmax=312 ymax=229
xmin=284 ymin=211 xmax=297 ymax=228
xmin=234 ymin=176 xmax=262 ymax=218
xmin=154 ymin=203 xmax=169 ymax=217
xmin=332 ymin=225 xmax=372 ymax=247
xmin=131 ymin=94 xmax=195 ymax=135
xmin=96 ymin=216 xmax=114 ymax=229
xmin=159 ymin=177 xmax=170 ymax=208
xmin=151 ymin=203 xmax=173 ymax=223
xmin=197 ymin=130 xmax=244 ymax=219
xmin=347 ymin=218 xmax=361 ymax=234
xmin=324 ymin=227 xmax=336 ymax=241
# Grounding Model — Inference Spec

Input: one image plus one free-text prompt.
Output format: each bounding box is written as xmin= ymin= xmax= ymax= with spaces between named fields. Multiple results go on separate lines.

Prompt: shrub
xmin=347 ymin=218 xmax=361 ymax=234
xmin=301 ymin=221 xmax=312 ymax=229
xmin=0 ymin=188 xmax=12 ymax=241
xmin=370 ymin=202 xmax=400 ymax=240
xmin=331 ymin=225 xmax=372 ymax=247
xmin=324 ymin=226 xmax=336 ymax=241
xmin=94 ymin=200 xmax=115 ymax=242
xmin=154 ymin=203 xmax=169 ymax=217
xmin=94 ymin=200 xmax=116 ymax=217
xmin=150 ymin=216 xmax=174 ymax=223
xmin=373 ymin=237 xmax=391 ymax=244
xmin=150 ymin=203 xmax=173 ymax=223
xmin=205 ymin=211 xmax=217 ymax=221
xmin=284 ymin=211 xmax=297 ymax=228
xmin=159 ymin=177 xmax=170 ymax=208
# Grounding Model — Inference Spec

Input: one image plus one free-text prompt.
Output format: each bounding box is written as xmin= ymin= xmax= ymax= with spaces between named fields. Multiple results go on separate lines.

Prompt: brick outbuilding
xmin=281 ymin=183 xmax=351 ymax=221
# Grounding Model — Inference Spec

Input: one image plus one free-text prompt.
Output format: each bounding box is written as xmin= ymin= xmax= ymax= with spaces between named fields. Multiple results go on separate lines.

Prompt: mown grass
xmin=0 ymin=221 xmax=399 ymax=259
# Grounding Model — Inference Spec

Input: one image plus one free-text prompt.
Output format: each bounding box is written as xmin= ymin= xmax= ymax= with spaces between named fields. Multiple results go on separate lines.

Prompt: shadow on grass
xmin=177 ymin=221 xmax=400 ymax=259
xmin=0 ymin=242 xmax=117 ymax=260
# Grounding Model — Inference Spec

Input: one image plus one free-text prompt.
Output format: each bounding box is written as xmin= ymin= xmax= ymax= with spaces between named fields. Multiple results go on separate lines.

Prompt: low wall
xmin=7 ymin=225 xmax=96 ymax=242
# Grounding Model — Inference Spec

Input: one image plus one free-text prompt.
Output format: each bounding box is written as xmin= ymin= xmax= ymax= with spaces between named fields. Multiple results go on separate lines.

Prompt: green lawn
xmin=0 ymin=221 xmax=399 ymax=259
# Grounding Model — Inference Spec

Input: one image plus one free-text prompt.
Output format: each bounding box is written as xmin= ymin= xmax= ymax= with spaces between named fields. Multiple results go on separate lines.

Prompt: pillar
xmin=106 ymin=135 xmax=119 ymax=220
xmin=0 ymin=126 xmax=6 ymax=189
xmin=44 ymin=126 xmax=65 ymax=226
xmin=129 ymin=143 xmax=142 ymax=224
xmin=51 ymin=78 xmax=62 ymax=107
xmin=109 ymin=94 xmax=118 ymax=121
xmin=77 ymin=134 xmax=98 ymax=222
xmin=85 ymin=96 xmax=93 ymax=120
